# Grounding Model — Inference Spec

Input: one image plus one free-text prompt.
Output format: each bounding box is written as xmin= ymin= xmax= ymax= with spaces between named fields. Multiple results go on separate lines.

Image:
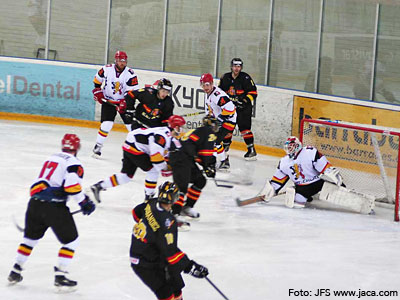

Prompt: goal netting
xmin=300 ymin=119 xmax=400 ymax=221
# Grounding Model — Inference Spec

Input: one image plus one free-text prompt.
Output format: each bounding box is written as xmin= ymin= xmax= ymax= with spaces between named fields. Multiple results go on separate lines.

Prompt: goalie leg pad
xmin=319 ymin=182 xmax=375 ymax=214
xmin=285 ymin=186 xmax=296 ymax=208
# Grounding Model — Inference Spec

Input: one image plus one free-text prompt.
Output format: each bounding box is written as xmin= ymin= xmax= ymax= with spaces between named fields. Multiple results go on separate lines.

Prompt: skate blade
xmin=244 ymin=156 xmax=257 ymax=161
xmin=55 ymin=285 xmax=77 ymax=293
xmin=91 ymin=153 xmax=101 ymax=159
xmin=7 ymin=280 xmax=22 ymax=286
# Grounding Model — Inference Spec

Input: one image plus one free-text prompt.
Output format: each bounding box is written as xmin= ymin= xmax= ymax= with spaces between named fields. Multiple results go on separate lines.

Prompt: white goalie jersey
xmin=94 ymin=64 xmax=139 ymax=105
xmin=270 ymin=146 xmax=331 ymax=190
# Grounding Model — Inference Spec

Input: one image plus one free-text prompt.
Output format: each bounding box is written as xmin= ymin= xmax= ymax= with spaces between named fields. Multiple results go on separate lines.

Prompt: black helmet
xmin=202 ymin=115 xmax=219 ymax=133
xmin=158 ymin=181 xmax=179 ymax=204
xmin=230 ymin=58 xmax=243 ymax=68
xmin=157 ymin=78 xmax=172 ymax=91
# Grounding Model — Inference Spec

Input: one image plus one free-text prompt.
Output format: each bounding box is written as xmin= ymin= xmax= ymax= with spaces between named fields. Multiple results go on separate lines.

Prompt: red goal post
xmin=300 ymin=118 xmax=400 ymax=222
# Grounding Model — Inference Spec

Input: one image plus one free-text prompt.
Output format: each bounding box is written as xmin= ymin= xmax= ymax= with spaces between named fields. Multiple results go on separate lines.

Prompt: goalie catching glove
xmin=320 ymin=167 xmax=343 ymax=186
xmin=184 ymin=260 xmax=208 ymax=278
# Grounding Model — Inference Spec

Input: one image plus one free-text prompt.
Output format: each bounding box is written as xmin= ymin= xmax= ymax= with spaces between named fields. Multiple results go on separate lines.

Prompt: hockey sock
xmin=96 ymin=121 xmax=114 ymax=145
xmin=215 ymin=144 xmax=226 ymax=161
xmin=186 ymin=186 xmax=202 ymax=207
xmin=241 ymin=129 xmax=254 ymax=146
xmin=172 ymin=193 xmax=185 ymax=215
xmin=16 ymin=237 xmax=39 ymax=267
xmin=102 ymin=173 xmax=132 ymax=189
xmin=57 ymin=239 xmax=79 ymax=272
xmin=144 ymin=168 xmax=159 ymax=196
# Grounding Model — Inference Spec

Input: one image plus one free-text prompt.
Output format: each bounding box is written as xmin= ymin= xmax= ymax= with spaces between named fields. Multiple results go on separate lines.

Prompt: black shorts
xmin=24 ymin=199 xmax=78 ymax=244
xmin=171 ymin=157 xmax=205 ymax=193
xmin=131 ymin=264 xmax=184 ymax=299
xmin=236 ymin=104 xmax=252 ymax=132
xmin=296 ymin=179 xmax=324 ymax=201
xmin=121 ymin=151 xmax=153 ymax=177
xmin=100 ymin=102 xmax=131 ymax=124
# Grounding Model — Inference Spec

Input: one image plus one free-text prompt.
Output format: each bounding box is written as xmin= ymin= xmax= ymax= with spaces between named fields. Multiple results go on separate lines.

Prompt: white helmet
xmin=284 ymin=136 xmax=302 ymax=158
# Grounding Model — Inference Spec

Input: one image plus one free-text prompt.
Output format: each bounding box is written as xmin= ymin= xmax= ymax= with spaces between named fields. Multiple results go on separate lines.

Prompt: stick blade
xmin=236 ymin=196 xmax=265 ymax=207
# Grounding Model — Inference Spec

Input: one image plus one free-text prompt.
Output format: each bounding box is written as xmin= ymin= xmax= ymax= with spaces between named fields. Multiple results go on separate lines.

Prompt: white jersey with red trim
xmin=204 ymin=86 xmax=237 ymax=123
xmin=271 ymin=146 xmax=331 ymax=189
xmin=30 ymin=152 xmax=86 ymax=203
xmin=122 ymin=127 xmax=172 ymax=172
xmin=94 ymin=64 xmax=139 ymax=104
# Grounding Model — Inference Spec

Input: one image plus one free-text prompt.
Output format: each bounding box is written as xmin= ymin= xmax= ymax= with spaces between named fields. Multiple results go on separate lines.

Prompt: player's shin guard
xmin=15 ymin=237 xmax=39 ymax=267
xmin=95 ymin=121 xmax=114 ymax=146
xmin=101 ymin=173 xmax=132 ymax=189
xmin=57 ymin=239 xmax=78 ymax=272
xmin=241 ymin=129 xmax=254 ymax=146
xmin=144 ymin=168 xmax=159 ymax=197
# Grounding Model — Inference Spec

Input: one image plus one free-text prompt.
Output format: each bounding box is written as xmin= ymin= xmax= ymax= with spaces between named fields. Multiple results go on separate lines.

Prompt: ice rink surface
xmin=1 ymin=120 xmax=400 ymax=300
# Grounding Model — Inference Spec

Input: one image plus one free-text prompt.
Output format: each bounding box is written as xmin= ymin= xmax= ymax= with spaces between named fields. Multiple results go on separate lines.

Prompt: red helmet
xmin=115 ymin=51 xmax=127 ymax=62
xmin=62 ymin=134 xmax=81 ymax=152
xmin=168 ymin=115 xmax=186 ymax=129
xmin=200 ymin=73 xmax=214 ymax=85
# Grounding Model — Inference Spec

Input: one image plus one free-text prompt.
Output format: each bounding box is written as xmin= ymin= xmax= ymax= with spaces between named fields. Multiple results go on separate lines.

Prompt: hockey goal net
xmin=300 ymin=119 xmax=400 ymax=221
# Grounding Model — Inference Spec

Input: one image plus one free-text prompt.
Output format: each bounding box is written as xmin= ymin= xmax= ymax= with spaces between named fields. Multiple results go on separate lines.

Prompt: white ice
xmin=1 ymin=120 xmax=400 ymax=300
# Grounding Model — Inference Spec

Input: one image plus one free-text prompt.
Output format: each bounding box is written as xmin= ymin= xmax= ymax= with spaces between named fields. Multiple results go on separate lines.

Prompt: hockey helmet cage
xmin=284 ymin=136 xmax=302 ymax=158
xmin=115 ymin=51 xmax=127 ymax=62
xmin=200 ymin=73 xmax=214 ymax=85
xmin=157 ymin=78 xmax=172 ymax=91
xmin=62 ymin=133 xmax=81 ymax=152
xmin=158 ymin=181 xmax=179 ymax=204
xmin=168 ymin=115 xmax=186 ymax=129
xmin=230 ymin=57 xmax=243 ymax=68
xmin=202 ymin=115 xmax=219 ymax=133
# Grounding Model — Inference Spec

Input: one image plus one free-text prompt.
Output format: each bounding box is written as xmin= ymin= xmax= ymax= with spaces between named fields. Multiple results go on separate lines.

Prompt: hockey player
xmin=200 ymin=73 xmax=237 ymax=170
xmin=219 ymin=58 xmax=258 ymax=160
xmin=125 ymin=78 xmax=174 ymax=130
xmin=7 ymin=134 xmax=96 ymax=290
xmin=259 ymin=136 xmax=343 ymax=208
xmin=92 ymin=50 xmax=139 ymax=157
xmin=169 ymin=115 xmax=218 ymax=225
xmin=90 ymin=115 xmax=186 ymax=202
xmin=130 ymin=181 xmax=209 ymax=300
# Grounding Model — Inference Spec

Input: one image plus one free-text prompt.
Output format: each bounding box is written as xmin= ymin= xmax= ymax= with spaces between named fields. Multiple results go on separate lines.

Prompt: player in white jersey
xmin=8 ymin=134 xmax=96 ymax=290
xmin=261 ymin=136 xmax=343 ymax=208
xmin=200 ymin=73 xmax=237 ymax=170
xmin=90 ymin=115 xmax=186 ymax=202
xmin=92 ymin=50 xmax=139 ymax=157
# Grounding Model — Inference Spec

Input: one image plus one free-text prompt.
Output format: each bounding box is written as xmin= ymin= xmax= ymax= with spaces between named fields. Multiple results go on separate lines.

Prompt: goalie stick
xmin=12 ymin=209 xmax=83 ymax=233
xmin=236 ymin=190 xmax=286 ymax=207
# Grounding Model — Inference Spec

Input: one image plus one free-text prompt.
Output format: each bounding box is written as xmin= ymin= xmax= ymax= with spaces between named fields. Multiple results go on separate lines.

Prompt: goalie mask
xmin=158 ymin=181 xmax=179 ymax=204
xmin=284 ymin=136 xmax=302 ymax=158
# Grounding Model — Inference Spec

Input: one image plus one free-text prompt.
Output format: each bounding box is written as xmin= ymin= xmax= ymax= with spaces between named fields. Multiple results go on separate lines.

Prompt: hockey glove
xmin=92 ymin=88 xmax=104 ymax=104
xmin=204 ymin=164 xmax=216 ymax=178
xmin=117 ymin=98 xmax=127 ymax=114
xmin=79 ymin=195 xmax=96 ymax=215
xmin=184 ymin=260 xmax=209 ymax=278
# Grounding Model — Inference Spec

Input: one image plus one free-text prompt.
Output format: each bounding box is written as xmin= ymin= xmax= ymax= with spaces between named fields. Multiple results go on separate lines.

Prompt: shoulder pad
xmin=98 ymin=68 xmax=105 ymax=77
xmin=67 ymin=165 xmax=84 ymax=178
xmin=154 ymin=134 xmax=166 ymax=147
xmin=218 ymin=97 xmax=228 ymax=106
xmin=127 ymin=76 xmax=138 ymax=86
xmin=128 ymin=68 xmax=135 ymax=74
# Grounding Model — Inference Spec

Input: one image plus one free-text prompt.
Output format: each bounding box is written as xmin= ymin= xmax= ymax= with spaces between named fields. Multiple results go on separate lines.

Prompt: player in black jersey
xmin=168 ymin=115 xmax=218 ymax=225
xmin=219 ymin=58 xmax=258 ymax=160
xmin=125 ymin=78 xmax=175 ymax=129
xmin=130 ymin=182 xmax=208 ymax=300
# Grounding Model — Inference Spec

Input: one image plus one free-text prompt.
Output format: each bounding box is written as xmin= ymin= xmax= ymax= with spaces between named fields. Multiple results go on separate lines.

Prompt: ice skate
xmin=218 ymin=157 xmax=230 ymax=172
xmin=244 ymin=145 xmax=257 ymax=161
xmin=174 ymin=214 xmax=191 ymax=231
xmin=90 ymin=181 xmax=104 ymax=203
xmin=181 ymin=206 xmax=200 ymax=220
xmin=54 ymin=267 xmax=77 ymax=292
xmin=92 ymin=143 xmax=102 ymax=158
xmin=7 ymin=263 xmax=23 ymax=285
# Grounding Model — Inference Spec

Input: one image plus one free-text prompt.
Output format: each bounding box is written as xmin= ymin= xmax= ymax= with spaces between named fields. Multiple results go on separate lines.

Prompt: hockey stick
xmin=205 ymin=277 xmax=230 ymax=300
xmin=101 ymin=98 xmax=118 ymax=107
xmin=12 ymin=209 xmax=83 ymax=233
xmin=214 ymin=178 xmax=252 ymax=186
xmin=236 ymin=190 xmax=287 ymax=207
xmin=213 ymin=179 xmax=233 ymax=189
xmin=180 ymin=111 xmax=205 ymax=118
